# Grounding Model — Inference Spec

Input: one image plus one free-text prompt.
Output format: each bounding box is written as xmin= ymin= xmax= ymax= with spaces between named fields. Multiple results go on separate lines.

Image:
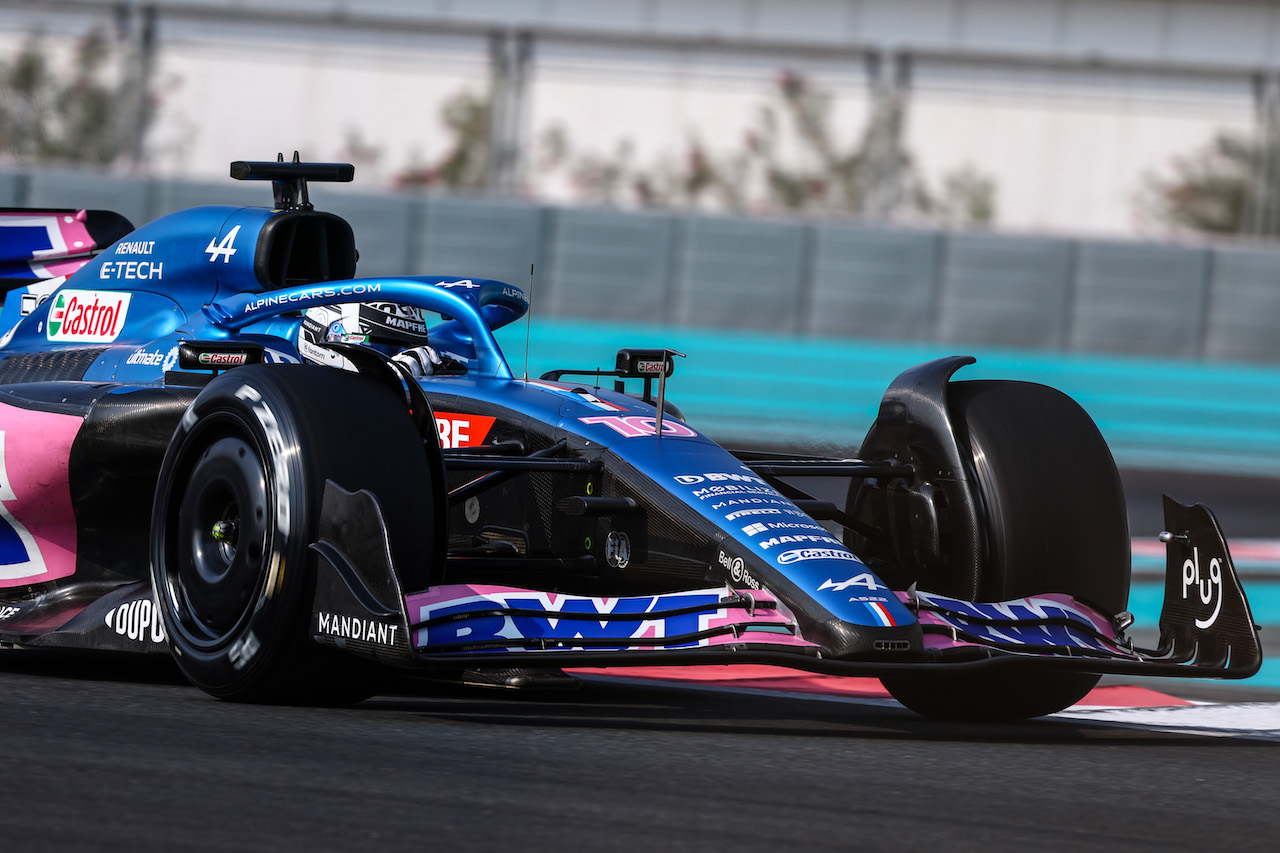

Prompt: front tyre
xmin=882 ymin=380 xmax=1130 ymax=721
xmin=150 ymin=364 xmax=438 ymax=702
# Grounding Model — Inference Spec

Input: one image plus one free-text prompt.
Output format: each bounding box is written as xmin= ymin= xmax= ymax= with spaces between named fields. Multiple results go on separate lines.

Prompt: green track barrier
xmin=505 ymin=318 xmax=1280 ymax=477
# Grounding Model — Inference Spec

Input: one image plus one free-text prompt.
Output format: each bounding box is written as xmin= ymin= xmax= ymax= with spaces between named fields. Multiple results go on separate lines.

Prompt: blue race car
xmin=0 ymin=158 xmax=1261 ymax=719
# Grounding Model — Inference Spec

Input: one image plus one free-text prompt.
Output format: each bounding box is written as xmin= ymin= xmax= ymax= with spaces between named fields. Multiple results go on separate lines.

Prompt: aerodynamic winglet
xmin=1153 ymin=496 xmax=1262 ymax=677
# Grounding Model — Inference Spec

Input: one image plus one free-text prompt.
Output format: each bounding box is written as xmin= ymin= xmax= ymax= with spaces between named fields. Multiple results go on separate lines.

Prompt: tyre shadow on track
xmin=0 ymin=648 xmax=186 ymax=684
xmin=3 ymin=649 xmax=1272 ymax=746
xmin=360 ymin=675 xmax=1276 ymax=747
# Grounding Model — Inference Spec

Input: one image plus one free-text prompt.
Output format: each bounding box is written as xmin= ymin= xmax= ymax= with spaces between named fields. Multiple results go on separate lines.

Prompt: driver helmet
xmin=299 ymin=301 xmax=430 ymax=362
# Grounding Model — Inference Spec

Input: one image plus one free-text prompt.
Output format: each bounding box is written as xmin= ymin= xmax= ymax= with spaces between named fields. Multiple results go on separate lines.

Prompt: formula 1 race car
xmin=0 ymin=158 xmax=1262 ymax=720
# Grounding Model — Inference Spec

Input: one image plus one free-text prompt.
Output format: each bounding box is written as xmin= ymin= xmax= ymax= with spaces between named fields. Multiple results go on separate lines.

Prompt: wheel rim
xmin=169 ymin=435 xmax=272 ymax=647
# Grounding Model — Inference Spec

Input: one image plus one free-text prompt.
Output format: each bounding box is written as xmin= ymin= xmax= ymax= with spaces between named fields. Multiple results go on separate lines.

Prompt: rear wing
xmin=0 ymin=209 xmax=134 ymax=286
xmin=0 ymin=209 xmax=135 ymax=337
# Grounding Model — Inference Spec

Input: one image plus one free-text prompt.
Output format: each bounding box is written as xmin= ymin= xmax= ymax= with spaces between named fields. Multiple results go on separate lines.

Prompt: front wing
xmin=309 ymin=486 xmax=1262 ymax=681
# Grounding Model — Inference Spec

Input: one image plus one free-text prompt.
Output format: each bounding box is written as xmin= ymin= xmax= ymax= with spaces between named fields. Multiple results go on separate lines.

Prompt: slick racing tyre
xmin=150 ymin=364 xmax=439 ymax=702
xmin=881 ymin=380 xmax=1130 ymax=721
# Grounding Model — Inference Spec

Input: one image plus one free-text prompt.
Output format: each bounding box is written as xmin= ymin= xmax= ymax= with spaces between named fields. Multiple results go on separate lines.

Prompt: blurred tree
xmin=1141 ymin=68 xmax=1280 ymax=239
xmin=395 ymin=89 xmax=493 ymax=191
xmin=925 ymin=164 xmax=997 ymax=228
xmin=547 ymin=68 xmax=996 ymax=226
xmin=395 ymin=69 xmax=996 ymax=226
xmin=1141 ymin=131 xmax=1254 ymax=235
xmin=0 ymin=31 xmax=123 ymax=165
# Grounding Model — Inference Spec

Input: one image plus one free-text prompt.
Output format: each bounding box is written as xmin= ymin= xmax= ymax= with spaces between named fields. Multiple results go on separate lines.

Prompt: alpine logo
xmin=205 ymin=225 xmax=241 ymax=263
xmin=46 ymin=289 xmax=131 ymax=342
xmin=819 ymin=573 xmax=885 ymax=592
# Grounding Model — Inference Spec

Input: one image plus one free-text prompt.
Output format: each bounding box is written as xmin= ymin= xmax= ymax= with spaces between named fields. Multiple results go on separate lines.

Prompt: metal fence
xmin=7 ymin=166 xmax=1280 ymax=364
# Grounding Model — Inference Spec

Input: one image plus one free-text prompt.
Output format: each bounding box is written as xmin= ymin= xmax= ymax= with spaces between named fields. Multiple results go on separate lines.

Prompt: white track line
xmin=1054 ymin=702 xmax=1280 ymax=741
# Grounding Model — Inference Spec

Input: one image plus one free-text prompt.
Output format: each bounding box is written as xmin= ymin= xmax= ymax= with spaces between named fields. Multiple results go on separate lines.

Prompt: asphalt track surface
xmin=4 ymin=469 xmax=1279 ymax=853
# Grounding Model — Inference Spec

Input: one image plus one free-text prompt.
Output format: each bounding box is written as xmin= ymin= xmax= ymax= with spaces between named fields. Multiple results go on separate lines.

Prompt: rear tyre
xmin=882 ymin=380 xmax=1130 ymax=721
xmin=150 ymin=364 xmax=439 ymax=702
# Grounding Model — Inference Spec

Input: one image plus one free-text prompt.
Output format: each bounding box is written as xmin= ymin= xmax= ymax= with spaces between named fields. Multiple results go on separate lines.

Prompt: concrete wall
xmin=6 ymin=166 xmax=1280 ymax=364
xmin=50 ymin=0 xmax=1280 ymax=74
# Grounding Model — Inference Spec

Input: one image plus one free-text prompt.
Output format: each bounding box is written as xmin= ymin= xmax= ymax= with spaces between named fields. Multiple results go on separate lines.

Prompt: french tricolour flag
xmin=865 ymin=601 xmax=897 ymax=627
